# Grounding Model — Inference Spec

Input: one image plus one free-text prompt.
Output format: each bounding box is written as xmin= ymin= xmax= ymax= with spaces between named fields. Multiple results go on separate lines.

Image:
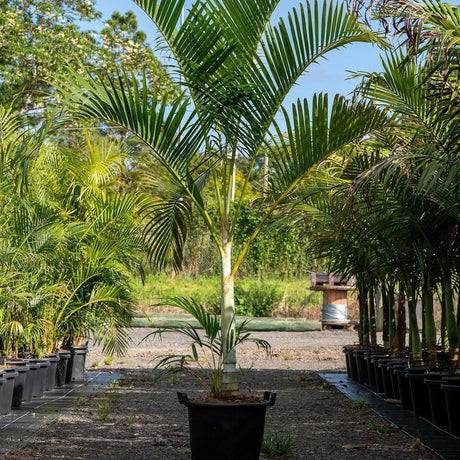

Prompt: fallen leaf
xmin=343 ymin=443 xmax=368 ymax=450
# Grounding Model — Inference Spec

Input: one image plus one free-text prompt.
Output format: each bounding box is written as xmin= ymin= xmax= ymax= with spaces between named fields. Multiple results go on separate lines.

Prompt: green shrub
xmin=234 ymin=280 xmax=282 ymax=317
xmin=132 ymin=274 xmax=323 ymax=317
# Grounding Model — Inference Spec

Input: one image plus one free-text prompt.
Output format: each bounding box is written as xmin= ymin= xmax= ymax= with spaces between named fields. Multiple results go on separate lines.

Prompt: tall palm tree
xmin=62 ymin=0 xmax=389 ymax=395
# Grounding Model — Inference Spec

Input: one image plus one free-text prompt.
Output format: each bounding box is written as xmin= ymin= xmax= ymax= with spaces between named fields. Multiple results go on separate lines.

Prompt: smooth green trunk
xmin=407 ymin=283 xmax=422 ymax=362
xmin=358 ymin=279 xmax=370 ymax=346
xmin=381 ymin=282 xmax=390 ymax=349
xmin=444 ymin=277 xmax=460 ymax=369
xmin=369 ymin=282 xmax=377 ymax=348
xmin=422 ymin=273 xmax=437 ymax=367
xmin=221 ymin=238 xmax=239 ymax=396
xmin=391 ymin=289 xmax=406 ymax=353
xmin=440 ymin=290 xmax=448 ymax=349
xmin=457 ymin=288 xmax=460 ymax=330
xmin=388 ymin=284 xmax=396 ymax=348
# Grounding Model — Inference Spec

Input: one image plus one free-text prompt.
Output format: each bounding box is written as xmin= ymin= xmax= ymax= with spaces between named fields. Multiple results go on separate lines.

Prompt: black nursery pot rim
xmin=178 ymin=391 xmax=277 ymax=408
xmin=441 ymin=384 xmax=460 ymax=391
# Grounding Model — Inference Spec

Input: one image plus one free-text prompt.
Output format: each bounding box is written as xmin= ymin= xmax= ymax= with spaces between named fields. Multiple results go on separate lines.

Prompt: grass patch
xmin=104 ymin=356 xmax=114 ymax=366
xmin=368 ymin=417 xmax=397 ymax=434
xmin=96 ymin=400 xmax=111 ymax=421
xmin=167 ymin=375 xmax=182 ymax=385
xmin=350 ymin=397 xmax=369 ymax=410
xmin=108 ymin=392 xmax=121 ymax=403
xmin=261 ymin=431 xmax=297 ymax=457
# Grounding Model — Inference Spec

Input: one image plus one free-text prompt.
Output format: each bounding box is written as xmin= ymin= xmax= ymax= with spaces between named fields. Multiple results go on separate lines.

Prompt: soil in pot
xmin=178 ymin=391 xmax=276 ymax=460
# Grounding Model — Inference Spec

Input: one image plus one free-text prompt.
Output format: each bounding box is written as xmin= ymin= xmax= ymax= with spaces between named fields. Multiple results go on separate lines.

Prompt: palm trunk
xmin=221 ymin=236 xmax=239 ymax=396
xmin=358 ymin=279 xmax=370 ymax=346
xmin=382 ymin=282 xmax=389 ymax=348
xmin=422 ymin=272 xmax=437 ymax=367
xmin=388 ymin=283 xmax=396 ymax=348
xmin=444 ymin=276 xmax=460 ymax=369
xmin=369 ymin=282 xmax=377 ymax=348
xmin=440 ymin=289 xmax=448 ymax=350
xmin=407 ymin=283 xmax=422 ymax=363
xmin=391 ymin=288 xmax=406 ymax=353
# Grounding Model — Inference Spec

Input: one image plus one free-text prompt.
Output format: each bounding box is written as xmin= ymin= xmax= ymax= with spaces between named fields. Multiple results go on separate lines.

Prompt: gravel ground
xmin=86 ymin=328 xmax=361 ymax=371
xmin=5 ymin=329 xmax=434 ymax=460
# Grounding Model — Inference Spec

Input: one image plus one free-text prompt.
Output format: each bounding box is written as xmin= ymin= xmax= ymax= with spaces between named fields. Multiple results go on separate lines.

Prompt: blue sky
xmin=95 ymin=0 xmax=384 ymax=104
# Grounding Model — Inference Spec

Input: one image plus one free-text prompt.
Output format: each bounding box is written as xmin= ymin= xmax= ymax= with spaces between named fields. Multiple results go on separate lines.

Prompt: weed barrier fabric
xmin=0 ymin=371 xmax=122 ymax=456
xmin=322 ymin=373 xmax=460 ymax=460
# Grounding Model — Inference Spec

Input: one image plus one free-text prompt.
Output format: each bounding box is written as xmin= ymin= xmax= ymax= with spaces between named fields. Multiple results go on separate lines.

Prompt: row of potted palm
xmin=0 ymin=346 xmax=88 ymax=415
xmin=310 ymin=0 xmax=460 ymax=437
xmin=0 ymin=107 xmax=146 ymax=414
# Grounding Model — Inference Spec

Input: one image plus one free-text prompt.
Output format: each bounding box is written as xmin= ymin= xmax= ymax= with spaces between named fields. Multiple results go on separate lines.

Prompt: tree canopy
xmin=0 ymin=0 xmax=175 ymax=115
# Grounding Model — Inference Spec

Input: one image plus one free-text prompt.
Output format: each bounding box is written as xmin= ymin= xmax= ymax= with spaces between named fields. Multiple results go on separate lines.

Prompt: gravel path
xmin=5 ymin=329 xmax=434 ymax=460
xmin=86 ymin=328 xmax=361 ymax=371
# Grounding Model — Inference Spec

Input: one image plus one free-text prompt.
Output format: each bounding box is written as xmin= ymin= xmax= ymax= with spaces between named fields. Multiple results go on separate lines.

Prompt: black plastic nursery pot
xmin=178 ymin=391 xmax=276 ymax=460
xmin=425 ymin=376 xmax=449 ymax=429
xmin=441 ymin=377 xmax=460 ymax=436
xmin=364 ymin=351 xmax=385 ymax=390
xmin=0 ymin=368 xmax=18 ymax=415
xmin=44 ymin=354 xmax=59 ymax=391
xmin=29 ymin=359 xmax=50 ymax=398
xmin=5 ymin=360 xmax=29 ymax=408
xmin=353 ymin=350 xmax=369 ymax=386
xmin=379 ymin=360 xmax=400 ymax=399
xmin=376 ymin=358 xmax=396 ymax=397
xmin=344 ymin=347 xmax=358 ymax=382
xmin=0 ymin=375 xmax=8 ymax=415
xmin=343 ymin=347 xmax=353 ymax=380
xmin=56 ymin=351 xmax=71 ymax=387
xmin=388 ymin=362 xmax=407 ymax=400
xmin=371 ymin=355 xmax=391 ymax=394
xmin=441 ymin=384 xmax=460 ymax=436
xmin=22 ymin=362 xmax=38 ymax=402
xmin=66 ymin=346 xmax=88 ymax=383
xmin=407 ymin=370 xmax=431 ymax=418
xmin=394 ymin=367 xmax=413 ymax=411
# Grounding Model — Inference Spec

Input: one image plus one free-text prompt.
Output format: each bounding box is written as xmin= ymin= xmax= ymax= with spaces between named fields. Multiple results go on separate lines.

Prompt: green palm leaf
xmin=268 ymin=94 xmax=389 ymax=192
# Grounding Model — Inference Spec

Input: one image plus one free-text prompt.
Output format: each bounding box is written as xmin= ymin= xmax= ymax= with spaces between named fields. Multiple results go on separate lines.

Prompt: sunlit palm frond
xmin=268 ymin=94 xmax=389 ymax=193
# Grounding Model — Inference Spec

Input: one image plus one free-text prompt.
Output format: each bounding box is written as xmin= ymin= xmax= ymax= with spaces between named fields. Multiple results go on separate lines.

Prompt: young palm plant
xmin=61 ymin=0 xmax=389 ymax=396
xmin=146 ymin=296 xmax=270 ymax=396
